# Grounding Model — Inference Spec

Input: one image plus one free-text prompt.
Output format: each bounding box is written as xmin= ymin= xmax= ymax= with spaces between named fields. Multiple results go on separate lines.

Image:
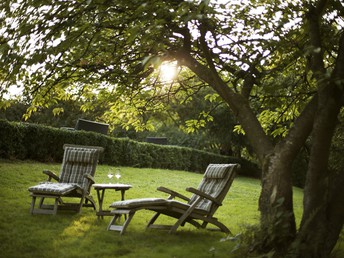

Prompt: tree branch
xmin=306 ymin=0 xmax=329 ymax=78
xmin=176 ymin=50 xmax=274 ymax=161
xmin=276 ymin=94 xmax=317 ymax=160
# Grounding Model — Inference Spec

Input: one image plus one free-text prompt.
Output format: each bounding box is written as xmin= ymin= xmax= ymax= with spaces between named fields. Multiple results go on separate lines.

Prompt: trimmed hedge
xmin=0 ymin=119 xmax=260 ymax=176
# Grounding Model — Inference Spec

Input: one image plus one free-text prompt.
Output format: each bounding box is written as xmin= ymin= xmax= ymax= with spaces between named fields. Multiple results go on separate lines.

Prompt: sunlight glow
xmin=159 ymin=61 xmax=178 ymax=82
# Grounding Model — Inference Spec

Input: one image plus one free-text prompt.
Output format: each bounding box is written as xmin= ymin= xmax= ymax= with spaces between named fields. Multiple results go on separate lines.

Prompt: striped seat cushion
xmin=189 ymin=164 xmax=236 ymax=211
xmin=59 ymin=147 xmax=99 ymax=188
xmin=64 ymin=149 xmax=97 ymax=163
xmin=204 ymin=164 xmax=230 ymax=178
xmin=110 ymin=198 xmax=167 ymax=209
xmin=28 ymin=182 xmax=79 ymax=195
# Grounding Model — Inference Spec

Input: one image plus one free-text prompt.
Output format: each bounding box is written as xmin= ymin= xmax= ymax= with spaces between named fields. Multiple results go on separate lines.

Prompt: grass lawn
xmin=0 ymin=160 xmax=342 ymax=258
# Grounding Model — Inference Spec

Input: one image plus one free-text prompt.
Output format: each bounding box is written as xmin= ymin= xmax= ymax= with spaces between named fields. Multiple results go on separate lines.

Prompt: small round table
xmin=93 ymin=183 xmax=132 ymax=218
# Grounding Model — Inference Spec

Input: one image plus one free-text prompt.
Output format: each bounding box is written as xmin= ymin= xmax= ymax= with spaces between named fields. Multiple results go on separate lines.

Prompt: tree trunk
xmin=258 ymin=152 xmax=296 ymax=252
xmin=257 ymin=97 xmax=318 ymax=254
xmin=293 ymin=11 xmax=344 ymax=255
xmin=292 ymin=83 xmax=344 ymax=257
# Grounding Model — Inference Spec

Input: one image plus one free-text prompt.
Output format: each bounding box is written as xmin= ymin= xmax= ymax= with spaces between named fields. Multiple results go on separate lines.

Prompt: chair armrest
xmin=43 ymin=170 xmax=59 ymax=182
xmin=186 ymin=187 xmax=222 ymax=206
xmin=84 ymin=174 xmax=95 ymax=184
xmin=157 ymin=186 xmax=190 ymax=202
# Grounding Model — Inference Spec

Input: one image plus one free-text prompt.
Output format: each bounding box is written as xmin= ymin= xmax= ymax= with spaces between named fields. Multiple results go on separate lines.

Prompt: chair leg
xmin=84 ymin=196 xmax=97 ymax=210
xmin=207 ymin=219 xmax=231 ymax=234
xmin=57 ymin=197 xmax=64 ymax=205
xmin=120 ymin=212 xmax=136 ymax=235
xmin=201 ymin=221 xmax=208 ymax=229
xmin=184 ymin=218 xmax=202 ymax=229
xmin=169 ymin=204 xmax=198 ymax=234
xmin=108 ymin=214 xmax=119 ymax=229
xmin=77 ymin=196 xmax=85 ymax=213
xmin=170 ymin=215 xmax=188 ymax=234
xmin=52 ymin=197 xmax=59 ymax=215
xmin=108 ymin=210 xmax=136 ymax=235
xmin=146 ymin=212 xmax=161 ymax=229
xmin=38 ymin=197 xmax=45 ymax=209
xmin=30 ymin=195 xmax=59 ymax=215
xmin=30 ymin=196 xmax=36 ymax=214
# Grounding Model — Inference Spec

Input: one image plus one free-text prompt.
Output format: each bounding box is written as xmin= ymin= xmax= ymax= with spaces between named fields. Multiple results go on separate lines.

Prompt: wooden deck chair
xmin=28 ymin=144 xmax=104 ymax=215
xmin=108 ymin=163 xmax=239 ymax=235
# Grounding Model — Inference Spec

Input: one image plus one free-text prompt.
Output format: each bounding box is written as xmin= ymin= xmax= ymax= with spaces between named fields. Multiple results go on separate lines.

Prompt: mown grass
xmin=0 ymin=160 xmax=342 ymax=258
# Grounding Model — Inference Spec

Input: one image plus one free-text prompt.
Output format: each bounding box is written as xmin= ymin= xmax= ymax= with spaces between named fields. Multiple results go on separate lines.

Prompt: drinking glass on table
xmin=115 ymin=168 xmax=121 ymax=183
xmin=107 ymin=170 xmax=114 ymax=184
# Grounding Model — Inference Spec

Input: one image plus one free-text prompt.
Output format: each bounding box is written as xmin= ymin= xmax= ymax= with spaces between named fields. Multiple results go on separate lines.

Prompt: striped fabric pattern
xmin=204 ymin=164 xmax=230 ymax=179
xmin=189 ymin=164 xmax=236 ymax=212
xmin=110 ymin=198 xmax=167 ymax=208
xmin=59 ymin=147 xmax=98 ymax=189
xmin=28 ymin=182 xmax=78 ymax=195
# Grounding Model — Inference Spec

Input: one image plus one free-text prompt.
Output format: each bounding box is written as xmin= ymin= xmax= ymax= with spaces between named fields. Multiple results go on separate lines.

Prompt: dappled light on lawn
xmin=60 ymin=217 xmax=92 ymax=238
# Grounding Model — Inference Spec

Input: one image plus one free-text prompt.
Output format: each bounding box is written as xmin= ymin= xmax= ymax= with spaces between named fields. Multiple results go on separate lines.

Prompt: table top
xmin=93 ymin=183 xmax=132 ymax=190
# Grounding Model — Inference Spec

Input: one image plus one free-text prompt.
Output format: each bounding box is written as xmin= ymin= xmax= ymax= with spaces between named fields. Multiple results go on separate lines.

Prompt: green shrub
xmin=0 ymin=120 xmax=26 ymax=159
xmin=0 ymin=119 xmax=259 ymax=175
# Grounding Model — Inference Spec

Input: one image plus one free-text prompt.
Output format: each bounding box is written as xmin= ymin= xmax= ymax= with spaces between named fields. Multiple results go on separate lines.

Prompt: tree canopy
xmin=1 ymin=0 xmax=344 ymax=256
xmin=0 ymin=0 xmax=324 ymax=133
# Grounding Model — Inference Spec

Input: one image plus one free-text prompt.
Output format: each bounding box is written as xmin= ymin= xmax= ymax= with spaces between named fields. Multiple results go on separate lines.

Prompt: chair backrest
xmin=59 ymin=144 xmax=104 ymax=189
xmin=189 ymin=163 xmax=239 ymax=213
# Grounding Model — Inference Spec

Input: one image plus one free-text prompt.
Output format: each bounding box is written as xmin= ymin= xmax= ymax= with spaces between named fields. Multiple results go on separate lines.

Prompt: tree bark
xmin=292 ymin=25 xmax=344 ymax=256
xmin=293 ymin=4 xmax=344 ymax=256
xmin=292 ymin=81 xmax=343 ymax=257
xmin=257 ymin=96 xmax=318 ymax=253
xmin=258 ymin=152 xmax=296 ymax=252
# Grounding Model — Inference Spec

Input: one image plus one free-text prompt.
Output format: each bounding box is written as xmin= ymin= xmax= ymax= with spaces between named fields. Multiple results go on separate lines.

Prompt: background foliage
xmin=0 ymin=93 xmax=245 ymax=157
xmin=0 ymin=119 xmax=259 ymax=177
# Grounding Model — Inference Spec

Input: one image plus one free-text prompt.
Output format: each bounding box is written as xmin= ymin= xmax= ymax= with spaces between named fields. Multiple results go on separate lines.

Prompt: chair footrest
xmin=108 ymin=225 xmax=124 ymax=231
xmin=39 ymin=204 xmax=57 ymax=210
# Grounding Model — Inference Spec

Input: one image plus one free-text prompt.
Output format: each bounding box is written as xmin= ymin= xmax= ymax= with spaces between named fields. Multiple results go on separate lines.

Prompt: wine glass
xmin=107 ymin=170 xmax=114 ymax=184
xmin=115 ymin=168 xmax=121 ymax=183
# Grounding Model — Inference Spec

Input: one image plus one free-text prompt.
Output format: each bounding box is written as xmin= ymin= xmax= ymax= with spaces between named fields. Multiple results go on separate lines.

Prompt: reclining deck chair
xmin=108 ymin=163 xmax=239 ymax=235
xmin=28 ymin=144 xmax=104 ymax=215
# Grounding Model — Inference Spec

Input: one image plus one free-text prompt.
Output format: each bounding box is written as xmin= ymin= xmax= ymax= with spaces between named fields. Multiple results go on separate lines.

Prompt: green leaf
xmin=233 ymin=125 xmax=245 ymax=135
xmin=52 ymin=107 xmax=64 ymax=116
